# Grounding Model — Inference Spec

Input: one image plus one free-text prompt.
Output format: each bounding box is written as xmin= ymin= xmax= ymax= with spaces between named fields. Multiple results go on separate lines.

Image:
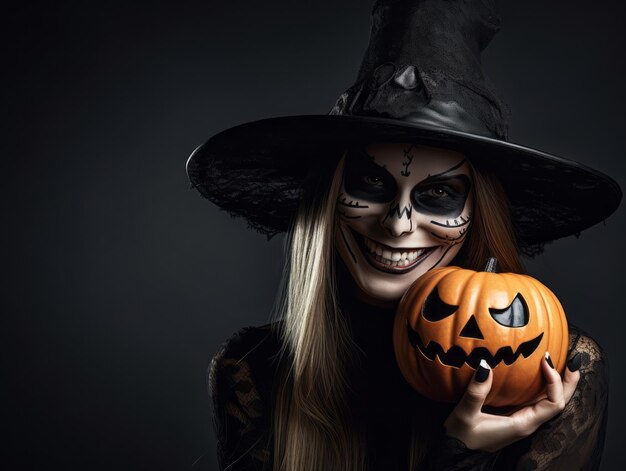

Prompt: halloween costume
xmin=189 ymin=0 xmax=619 ymax=469
xmin=208 ymin=292 xmax=608 ymax=470
xmin=187 ymin=0 xmax=621 ymax=255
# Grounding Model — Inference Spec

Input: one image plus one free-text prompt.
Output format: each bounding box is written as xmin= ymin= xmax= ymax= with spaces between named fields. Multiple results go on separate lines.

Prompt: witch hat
xmin=186 ymin=0 xmax=621 ymax=255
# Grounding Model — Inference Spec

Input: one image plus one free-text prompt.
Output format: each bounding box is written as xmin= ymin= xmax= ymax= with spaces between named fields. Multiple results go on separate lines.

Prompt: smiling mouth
xmin=350 ymin=229 xmax=435 ymax=274
xmin=407 ymin=322 xmax=544 ymax=369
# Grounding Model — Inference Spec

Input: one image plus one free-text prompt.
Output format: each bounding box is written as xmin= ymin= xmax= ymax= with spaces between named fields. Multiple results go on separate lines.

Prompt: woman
xmin=188 ymin=1 xmax=619 ymax=469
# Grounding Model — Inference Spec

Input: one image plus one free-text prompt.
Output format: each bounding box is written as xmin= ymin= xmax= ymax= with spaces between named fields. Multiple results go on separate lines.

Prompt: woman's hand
xmin=444 ymin=353 xmax=581 ymax=453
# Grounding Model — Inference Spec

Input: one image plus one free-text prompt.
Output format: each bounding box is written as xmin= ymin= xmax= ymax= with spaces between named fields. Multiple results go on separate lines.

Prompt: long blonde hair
xmin=271 ymin=157 xmax=524 ymax=470
xmin=272 ymin=157 xmax=365 ymax=470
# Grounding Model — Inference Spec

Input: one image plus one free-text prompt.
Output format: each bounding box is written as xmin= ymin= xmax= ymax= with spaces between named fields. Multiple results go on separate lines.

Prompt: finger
xmin=511 ymin=352 xmax=565 ymax=430
xmin=519 ymin=352 xmax=582 ymax=409
xmin=542 ymin=352 xmax=564 ymax=404
xmin=455 ymin=359 xmax=492 ymax=418
xmin=562 ymin=352 xmax=582 ymax=403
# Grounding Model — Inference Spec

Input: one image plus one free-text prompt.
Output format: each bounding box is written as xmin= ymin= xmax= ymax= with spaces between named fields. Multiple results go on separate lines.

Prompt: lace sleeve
xmin=208 ymin=326 xmax=276 ymax=470
xmin=497 ymin=325 xmax=609 ymax=470
xmin=420 ymin=433 xmax=500 ymax=470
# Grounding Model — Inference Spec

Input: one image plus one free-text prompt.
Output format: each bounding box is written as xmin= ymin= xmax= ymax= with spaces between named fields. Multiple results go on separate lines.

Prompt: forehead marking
xmin=365 ymin=151 xmax=467 ymax=184
xmin=400 ymin=144 xmax=416 ymax=177
xmin=421 ymin=158 xmax=468 ymax=183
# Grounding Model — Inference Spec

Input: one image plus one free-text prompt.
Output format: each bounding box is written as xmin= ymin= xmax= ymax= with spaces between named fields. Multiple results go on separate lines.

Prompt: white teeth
xmin=363 ymin=236 xmax=429 ymax=267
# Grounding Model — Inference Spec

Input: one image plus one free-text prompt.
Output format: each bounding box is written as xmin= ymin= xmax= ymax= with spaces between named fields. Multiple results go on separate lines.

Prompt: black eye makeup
xmin=411 ymin=175 xmax=470 ymax=217
xmin=344 ymin=151 xmax=397 ymax=202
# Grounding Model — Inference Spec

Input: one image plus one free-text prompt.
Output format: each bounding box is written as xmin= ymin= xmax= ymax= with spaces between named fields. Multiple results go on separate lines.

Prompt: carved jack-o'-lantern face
xmin=393 ymin=259 xmax=569 ymax=406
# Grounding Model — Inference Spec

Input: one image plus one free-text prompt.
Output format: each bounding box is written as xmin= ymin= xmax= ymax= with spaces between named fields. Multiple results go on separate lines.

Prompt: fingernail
xmin=545 ymin=352 xmax=555 ymax=369
xmin=567 ymin=352 xmax=581 ymax=372
xmin=475 ymin=359 xmax=490 ymax=383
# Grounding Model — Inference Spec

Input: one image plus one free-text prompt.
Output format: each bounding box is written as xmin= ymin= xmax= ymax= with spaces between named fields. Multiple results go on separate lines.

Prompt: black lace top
xmin=208 ymin=298 xmax=608 ymax=470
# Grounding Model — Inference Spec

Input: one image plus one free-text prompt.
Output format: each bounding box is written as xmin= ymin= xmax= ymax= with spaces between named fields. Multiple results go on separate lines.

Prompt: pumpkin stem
xmin=484 ymin=257 xmax=498 ymax=273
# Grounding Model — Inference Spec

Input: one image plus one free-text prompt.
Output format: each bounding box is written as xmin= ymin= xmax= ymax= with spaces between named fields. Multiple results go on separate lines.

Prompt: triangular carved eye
xmin=489 ymin=294 xmax=529 ymax=327
xmin=422 ymin=287 xmax=458 ymax=321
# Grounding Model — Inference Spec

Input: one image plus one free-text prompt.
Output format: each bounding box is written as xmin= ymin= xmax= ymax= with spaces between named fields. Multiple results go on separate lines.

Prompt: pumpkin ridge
xmin=394 ymin=263 xmax=569 ymax=406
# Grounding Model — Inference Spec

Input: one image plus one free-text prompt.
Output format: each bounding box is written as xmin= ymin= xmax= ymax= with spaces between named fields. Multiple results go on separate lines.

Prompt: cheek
xmin=335 ymin=199 xmax=387 ymax=232
xmin=428 ymin=222 xmax=470 ymax=244
xmin=424 ymin=193 xmax=473 ymax=242
xmin=334 ymin=210 xmax=379 ymax=269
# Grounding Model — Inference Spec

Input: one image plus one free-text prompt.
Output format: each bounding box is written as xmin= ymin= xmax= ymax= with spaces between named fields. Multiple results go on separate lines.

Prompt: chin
xmin=353 ymin=271 xmax=426 ymax=302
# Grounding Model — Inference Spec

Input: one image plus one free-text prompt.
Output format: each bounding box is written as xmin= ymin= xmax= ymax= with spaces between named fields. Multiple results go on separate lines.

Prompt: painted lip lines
xmin=350 ymin=228 xmax=436 ymax=274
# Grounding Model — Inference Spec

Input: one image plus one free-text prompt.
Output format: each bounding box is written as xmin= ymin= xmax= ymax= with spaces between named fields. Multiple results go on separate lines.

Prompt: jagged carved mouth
xmin=407 ymin=321 xmax=544 ymax=369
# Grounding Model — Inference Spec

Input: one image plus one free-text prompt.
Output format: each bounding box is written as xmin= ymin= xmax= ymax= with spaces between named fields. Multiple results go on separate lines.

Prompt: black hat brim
xmin=187 ymin=115 xmax=621 ymax=253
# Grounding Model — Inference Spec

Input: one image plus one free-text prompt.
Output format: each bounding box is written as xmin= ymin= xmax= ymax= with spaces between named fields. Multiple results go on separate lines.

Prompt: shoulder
xmin=566 ymin=324 xmax=609 ymax=411
xmin=212 ymin=324 xmax=279 ymax=363
xmin=567 ymin=324 xmax=608 ymax=376
xmin=208 ymin=325 xmax=282 ymax=468
xmin=208 ymin=324 xmax=283 ymax=404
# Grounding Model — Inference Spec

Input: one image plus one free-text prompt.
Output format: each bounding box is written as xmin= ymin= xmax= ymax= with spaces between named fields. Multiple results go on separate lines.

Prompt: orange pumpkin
xmin=393 ymin=258 xmax=568 ymax=406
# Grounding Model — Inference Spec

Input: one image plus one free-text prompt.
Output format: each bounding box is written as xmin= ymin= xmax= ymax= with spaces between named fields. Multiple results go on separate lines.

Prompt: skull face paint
xmin=335 ymin=143 xmax=473 ymax=302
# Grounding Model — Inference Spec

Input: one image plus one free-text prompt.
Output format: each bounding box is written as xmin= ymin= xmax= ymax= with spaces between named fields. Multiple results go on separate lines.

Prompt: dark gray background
xmin=4 ymin=0 xmax=625 ymax=469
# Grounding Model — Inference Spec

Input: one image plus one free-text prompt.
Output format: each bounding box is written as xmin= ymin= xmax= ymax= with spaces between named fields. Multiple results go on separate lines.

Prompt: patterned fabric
xmin=208 ymin=324 xmax=607 ymax=470
xmin=208 ymin=326 xmax=276 ymax=470
xmin=495 ymin=328 xmax=609 ymax=471
xmin=420 ymin=435 xmax=499 ymax=471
